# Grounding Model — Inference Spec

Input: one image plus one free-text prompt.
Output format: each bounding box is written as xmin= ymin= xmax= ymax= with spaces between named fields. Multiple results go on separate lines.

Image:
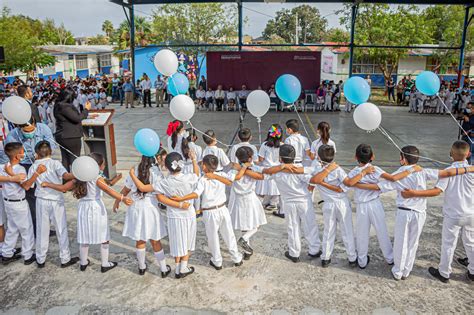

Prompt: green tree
xmin=324 ymin=28 xmax=349 ymax=43
xmin=39 ymin=18 xmax=75 ymax=45
xmin=102 ymin=20 xmax=114 ymax=38
xmin=88 ymin=34 xmax=110 ymax=45
xmin=263 ymin=5 xmax=328 ymax=44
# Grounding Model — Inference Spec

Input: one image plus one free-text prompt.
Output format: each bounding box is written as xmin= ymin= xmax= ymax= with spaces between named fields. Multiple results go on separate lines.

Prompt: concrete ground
xmin=1 ymin=104 xmax=473 ymax=315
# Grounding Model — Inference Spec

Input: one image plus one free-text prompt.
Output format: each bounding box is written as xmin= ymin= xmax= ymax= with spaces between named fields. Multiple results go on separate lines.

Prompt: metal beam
xmin=238 ymin=1 xmax=243 ymax=51
xmin=129 ymin=0 xmax=136 ymax=93
xmin=457 ymin=6 xmax=470 ymax=88
xmin=348 ymin=4 xmax=357 ymax=77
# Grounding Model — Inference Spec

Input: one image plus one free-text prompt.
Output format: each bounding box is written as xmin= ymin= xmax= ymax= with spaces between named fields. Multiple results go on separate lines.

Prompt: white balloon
xmin=247 ymin=90 xmax=271 ymax=118
xmin=106 ymin=96 xmax=112 ymax=102
xmin=169 ymin=95 xmax=195 ymax=121
xmin=153 ymin=49 xmax=178 ymax=76
xmin=353 ymin=102 xmax=382 ymax=131
xmin=72 ymin=156 xmax=100 ymax=182
xmin=2 ymin=96 xmax=32 ymax=124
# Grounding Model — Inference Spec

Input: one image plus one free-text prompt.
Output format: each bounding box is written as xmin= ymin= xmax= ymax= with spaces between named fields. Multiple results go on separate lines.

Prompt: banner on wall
xmin=322 ymin=55 xmax=334 ymax=74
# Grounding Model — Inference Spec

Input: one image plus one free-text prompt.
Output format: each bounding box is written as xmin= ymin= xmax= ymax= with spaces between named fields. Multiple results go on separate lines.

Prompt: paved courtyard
xmin=1 ymin=104 xmax=473 ymax=315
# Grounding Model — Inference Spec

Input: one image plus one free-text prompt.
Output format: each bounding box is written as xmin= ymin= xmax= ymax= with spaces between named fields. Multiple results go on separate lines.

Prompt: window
xmin=352 ymin=56 xmax=396 ymax=74
xmin=99 ymin=54 xmax=112 ymax=67
xmin=426 ymin=56 xmax=469 ymax=75
xmin=75 ymin=55 xmax=88 ymax=70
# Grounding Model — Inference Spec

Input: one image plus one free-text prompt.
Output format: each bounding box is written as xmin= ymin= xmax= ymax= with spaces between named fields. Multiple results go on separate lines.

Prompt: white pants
xmin=344 ymin=102 xmax=352 ymax=113
xmin=0 ymin=191 xmax=5 ymax=227
xmin=2 ymin=200 xmax=34 ymax=259
xmin=444 ymin=101 xmax=453 ymax=113
xmin=324 ymin=97 xmax=332 ymax=110
xmin=409 ymin=99 xmax=416 ymax=112
xmin=321 ymin=198 xmax=357 ymax=261
xmin=356 ymin=199 xmax=393 ymax=267
xmin=316 ymin=97 xmax=324 ymax=110
xmin=203 ymin=206 xmax=242 ymax=267
xmin=392 ymin=209 xmax=426 ymax=279
xmin=284 ymin=199 xmax=320 ymax=257
xmin=417 ymin=99 xmax=424 ymax=113
xmin=262 ymin=195 xmax=280 ymax=207
xmin=36 ymin=198 xmax=71 ymax=264
xmin=436 ymin=100 xmax=445 ymax=114
xmin=438 ymin=216 xmax=474 ymax=278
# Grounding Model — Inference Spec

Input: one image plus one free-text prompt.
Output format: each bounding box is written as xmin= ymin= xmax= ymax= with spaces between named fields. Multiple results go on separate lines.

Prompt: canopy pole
xmin=458 ymin=6 xmax=471 ymax=88
xmin=238 ymin=1 xmax=243 ymax=51
xmin=129 ymin=0 xmax=136 ymax=91
xmin=348 ymin=3 xmax=358 ymax=78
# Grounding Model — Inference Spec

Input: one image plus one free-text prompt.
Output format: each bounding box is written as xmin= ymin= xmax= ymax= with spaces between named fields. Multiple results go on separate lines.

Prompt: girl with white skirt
xmin=255 ymin=124 xmax=282 ymax=212
xmin=114 ymin=154 xmax=170 ymax=277
xmin=73 ymin=153 xmax=133 ymax=273
xmin=229 ymin=146 xmax=267 ymax=260
xmin=130 ymin=152 xmax=200 ymax=279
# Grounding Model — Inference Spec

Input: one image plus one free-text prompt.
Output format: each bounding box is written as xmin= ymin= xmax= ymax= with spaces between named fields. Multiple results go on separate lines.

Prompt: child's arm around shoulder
xmin=437 ymin=165 xmax=474 ymax=178
xmin=129 ymin=168 xmax=154 ymax=193
xmin=380 ymin=165 xmax=422 ymax=182
xmin=113 ymin=186 xmax=132 ymax=212
xmin=21 ymin=164 xmax=47 ymax=191
xmin=354 ymin=183 xmax=381 ymax=191
xmin=317 ymin=181 xmax=343 ymax=193
xmin=157 ymin=194 xmax=190 ymax=210
xmin=343 ymin=165 xmax=376 ymax=187
xmin=0 ymin=164 xmax=26 ymax=183
xmin=97 ymin=178 xmax=133 ymax=206
xmin=401 ymin=187 xmax=442 ymax=199
xmin=205 ymin=172 xmax=233 ymax=186
xmin=42 ymin=180 xmax=76 ymax=193
xmin=309 ymin=162 xmax=338 ymax=184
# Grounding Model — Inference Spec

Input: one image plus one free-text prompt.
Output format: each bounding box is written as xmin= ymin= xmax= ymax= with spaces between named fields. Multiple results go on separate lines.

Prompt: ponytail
xmin=317 ymin=121 xmax=330 ymax=145
xmin=136 ymin=155 xmax=154 ymax=197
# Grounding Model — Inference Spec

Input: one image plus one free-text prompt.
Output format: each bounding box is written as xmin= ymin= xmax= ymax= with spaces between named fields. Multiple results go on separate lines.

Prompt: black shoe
xmin=428 ymin=267 xmax=449 ymax=283
xmin=37 ymin=261 xmax=45 ymax=268
xmin=161 ymin=265 xmax=171 ymax=278
xmin=80 ymin=259 xmax=90 ymax=271
xmin=458 ymin=257 xmax=469 ymax=267
xmin=264 ymin=204 xmax=278 ymax=211
xmin=349 ymin=259 xmax=358 ymax=267
xmin=388 ymin=261 xmax=394 ymax=266
xmin=101 ymin=262 xmax=118 ymax=273
xmin=209 ymin=260 xmax=222 ymax=271
xmin=273 ymin=211 xmax=285 ymax=219
xmin=321 ymin=259 xmax=331 ymax=268
xmin=358 ymin=256 xmax=370 ymax=269
xmin=238 ymin=237 xmax=253 ymax=254
xmin=234 ymin=260 xmax=243 ymax=267
xmin=401 ymin=276 xmax=408 ymax=280
xmin=467 ymin=271 xmax=474 ymax=281
xmin=179 ymin=266 xmax=195 ymax=279
xmin=61 ymin=257 xmax=79 ymax=268
xmin=2 ymin=255 xmax=22 ymax=265
xmin=24 ymin=254 xmax=36 ymax=265
xmin=139 ymin=264 xmax=147 ymax=276
xmin=49 ymin=230 xmax=56 ymax=237
xmin=13 ymin=248 xmax=21 ymax=255
xmin=243 ymin=252 xmax=252 ymax=260
xmin=308 ymin=250 xmax=322 ymax=259
xmin=284 ymin=251 xmax=299 ymax=263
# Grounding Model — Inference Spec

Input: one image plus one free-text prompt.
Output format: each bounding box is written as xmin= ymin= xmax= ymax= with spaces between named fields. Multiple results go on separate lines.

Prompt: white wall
xmin=397 ymin=55 xmax=426 ymax=81
xmin=320 ymin=48 xmax=349 ymax=83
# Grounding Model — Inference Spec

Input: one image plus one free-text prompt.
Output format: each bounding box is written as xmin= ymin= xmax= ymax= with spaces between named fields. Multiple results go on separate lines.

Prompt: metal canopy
xmin=110 ymin=0 xmax=474 ymax=87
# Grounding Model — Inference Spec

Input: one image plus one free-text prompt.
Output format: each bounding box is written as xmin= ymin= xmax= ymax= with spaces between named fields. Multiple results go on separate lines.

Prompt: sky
xmin=3 ymin=0 xmax=344 ymax=38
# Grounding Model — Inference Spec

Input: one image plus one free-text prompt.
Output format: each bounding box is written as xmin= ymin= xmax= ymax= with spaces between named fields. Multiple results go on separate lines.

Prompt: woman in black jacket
xmin=54 ymin=88 xmax=90 ymax=171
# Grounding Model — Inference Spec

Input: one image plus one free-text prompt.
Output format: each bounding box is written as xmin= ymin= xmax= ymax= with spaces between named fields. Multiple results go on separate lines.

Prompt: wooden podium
xmin=82 ymin=109 xmax=122 ymax=185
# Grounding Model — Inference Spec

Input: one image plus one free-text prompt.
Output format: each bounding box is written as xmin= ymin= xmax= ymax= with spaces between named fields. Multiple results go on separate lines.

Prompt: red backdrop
xmin=206 ymin=51 xmax=321 ymax=91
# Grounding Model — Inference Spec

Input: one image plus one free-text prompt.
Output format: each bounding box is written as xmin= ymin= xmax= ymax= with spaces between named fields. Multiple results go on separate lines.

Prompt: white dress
xmin=122 ymin=168 xmax=167 ymax=241
xmin=182 ymin=142 xmax=202 ymax=175
xmin=228 ymin=167 xmax=267 ymax=231
xmin=77 ymin=178 xmax=109 ymax=245
xmin=255 ymin=142 xmax=280 ymax=196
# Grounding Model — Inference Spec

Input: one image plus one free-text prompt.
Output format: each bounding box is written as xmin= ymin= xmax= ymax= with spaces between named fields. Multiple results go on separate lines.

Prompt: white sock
xmin=154 ymin=250 xmax=168 ymax=272
xmin=100 ymin=243 xmax=112 ymax=267
xmin=242 ymin=228 xmax=258 ymax=244
xmin=136 ymin=248 xmax=146 ymax=269
xmin=0 ymin=242 xmax=4 ymax=251
xmin=80 ymin=244 xmax=89 ymax=265
xmin=180 ymin=260 xmax=189 ymax=273
xmin=175 ymin=262 xmax=181 ymax=275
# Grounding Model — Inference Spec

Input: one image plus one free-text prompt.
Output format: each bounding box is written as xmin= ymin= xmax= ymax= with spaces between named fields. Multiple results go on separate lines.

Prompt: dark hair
xmin=34 ymin=140 xmax=52 ymax=159
xmin=136 ymin=155 xmax=155 ymax=197
xmin=56 ymin=87 xmax=76 ymax=104
xmin=451 ymin=140 xmax=470 ymax=160
xmin=318 ymin=145 xmax=335 ymax=163
xmin=186 ymin=128 xmax=197 ymax=143
xmin=155 ymin=147 xmax=167 ymax=159
xmin=235 ymin=146 xmax=253 ymax=164
xmin=203 ymin=130 xmax=216 ymax=145
xmin=355 ymin=144 xmax=373 ymax=164
xmin=238 ymin=128 xmax=251 ymax=142
xmin=4 ymin=142 xmax=23 ymax=159
xmin=265 ymin=124 xmax=282 ymax=148
xmin=317 ymin=122 xmax=330 ymax=144
xmin=202 ymin=154 xmax=219 ymax=172
xmin=73 ymin=152 xmax=104 ymax=199
xmin=17 ymin=85 xmax=28 ymax=98
xmin=400 ymin=145 xmax=419 ymax=165
xmin=286 ymin=119 xmax=299 ymax=132
xmin=279 ymin=144 xmax=296 ymax=164
xmin=165 ymin=152 xmax=183 ymax=173
xmin=171 ymin=120 xmax=184 ymax=150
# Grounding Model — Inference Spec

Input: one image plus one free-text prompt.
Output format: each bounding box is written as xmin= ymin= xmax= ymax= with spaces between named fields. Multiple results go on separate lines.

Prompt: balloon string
xmin=292 ymin=104 xmax=312 ymax=142
xmin=257 ymin=117 xmax=262 ymax=145
xmin=187 ymin=121 xmax=232 ymax=148
xmin=436 ymin=94 xmax=473 ymax=144
xmin=49 ymin=138 xmax=79 ymax=158
xmin=378 ymin=126 xmax=450 ymax=166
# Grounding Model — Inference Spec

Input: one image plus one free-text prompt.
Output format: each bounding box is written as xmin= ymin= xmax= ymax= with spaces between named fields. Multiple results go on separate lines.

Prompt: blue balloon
xmin=134 ymin=128 xmax=160 ymax=157
xmin=415 ymin=71 xmax=440 ymax=96
xmin=167 ymin=73 xmax=189 ymax=96
xmin=343 ymin=76 xmax=370 ymax=105
xmin=275 ymin=74 xmax=301 ymax=104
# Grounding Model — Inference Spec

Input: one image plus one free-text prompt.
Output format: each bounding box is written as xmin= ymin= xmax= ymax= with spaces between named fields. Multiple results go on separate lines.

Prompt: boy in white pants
xmin=0 ymin=142 xmax=35 ymax=265
xmin=22 ymin=141 xmax=79 ymax=268
xmin=173 ymin=154 xmax=243 ymax=270
xmin=284 ymin=119 xmax=311 ymax=166
xmin=228 ymin=128 xmax=258 ymax=164
xmin=401 ymin=141 xmax=474 ymax=283
xmin=262 ymin=144 xmax=321 ymax=263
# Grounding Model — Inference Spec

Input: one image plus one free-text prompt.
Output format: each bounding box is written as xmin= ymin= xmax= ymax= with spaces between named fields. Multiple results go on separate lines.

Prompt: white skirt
xmin=168 ymin=216 xmax=196 ymax=257
xmin=255 ymin=177 xmax=280 ymax=196
xmin=228 ymin=190 xmax=267 ymax=231
xmin=122 ymin=196 xmax=168 ymax=241
xmin=77 ymin=199 xmax=110 ymax=245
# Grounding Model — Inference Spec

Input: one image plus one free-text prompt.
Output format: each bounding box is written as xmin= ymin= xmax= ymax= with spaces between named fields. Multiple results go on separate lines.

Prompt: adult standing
xmin=387 ymin=79 xmax=396 ymax=102
xmin=123 ymin=77 xmax=134 ymax=109
xmin=154 ymin=75 xmax=165 ymax=108
xmin=17 ymin=85 xmax=41 ymax=123
xmin=140 ymin=74 xmax=152 ymax=108
xmin=199 ymin=75 xmax=207 ymax=91
xmin=111 ymin=74 xmax=120 ymax=102
xmin=54 ymin=87 xmax=90 ymax=171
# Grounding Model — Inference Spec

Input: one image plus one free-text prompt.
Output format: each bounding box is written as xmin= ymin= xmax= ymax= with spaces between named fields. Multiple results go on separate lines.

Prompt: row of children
xmin=408 ymin=86 xmax=470 ymax=115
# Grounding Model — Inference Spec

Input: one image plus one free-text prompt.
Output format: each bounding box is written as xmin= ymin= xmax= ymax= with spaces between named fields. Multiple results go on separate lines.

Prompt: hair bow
xmin=166 ymin=121 xmax=180 ymax=136
xmin=269 ymin=125 xmax=282 ymax=139
xmin=171 ymin=160 xmax=184 ymax=170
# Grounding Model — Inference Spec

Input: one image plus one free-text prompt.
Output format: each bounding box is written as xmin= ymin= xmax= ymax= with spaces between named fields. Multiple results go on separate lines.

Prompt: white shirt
xmin=267 ymin=170 xmax=312 ymax=203
xmin=378 ymin=166 xmax=439 ymax=212
xmin=228 ymin=165 xmax=262 ymax=195
xmin=436 ymin=160 xmax=474 ymax=220
xmin=124 ymin=166 xmax=159 ymax=200
xmin=153 ymin=173 xmax=199 ymax=219
xmin=214 ymin=90 xmax=225 ymax=99
xmin=310 ymin=138 xmax=336 ymax=159
xmin=0 ymin=164 xmax=26 ymax=199
xmin=310 ymin=165 xmax=349 ymax=203
xmin=167 ymin=134 xmax=185 ymax=157
xmin=205 ymin=91 xmax=214 ymax=98
xmin=258 ymin=142 xmax=280 ymax=167
xmin=194 ymin=171 xmax=231 ymax=208
xmin=196 ymin=90 xmax=206 ymax=98
xmin=238 ymin=90 xmax=249 ymax=98
xmin=28 ymin=158 xmax=67 ymax=201
xmin=202 ymin=146 xmax=230 ymax=171
xmin=347 ymin=163 xmax=385 ymax=203
xmin=140 ymin=79 xmax=152 ymax=90
xmin=80 ymin=177 xmax=103 ymax=201
xmin=228 ymin=142 xmax=258 ymax=164
xmin=226 ymin=91 xmax=236 ymax=100
xmin=285 ymin=133 xmax=310 ymax=163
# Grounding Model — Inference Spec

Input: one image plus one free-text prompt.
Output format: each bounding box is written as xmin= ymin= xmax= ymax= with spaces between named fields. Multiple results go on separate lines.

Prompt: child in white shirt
xmin=310 ymin=121 xmax=336 ymax=161
xmin=228 ymin=128 xmax=258 ymax=164
xmin=284 ymin=119 xmax=310 ymax=165
xmin=202 ymin=130 xmax=230 ymax=172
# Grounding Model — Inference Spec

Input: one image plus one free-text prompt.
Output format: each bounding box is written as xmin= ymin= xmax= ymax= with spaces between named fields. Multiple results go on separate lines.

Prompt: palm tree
xmin=102 ymin=20 xmax=114 ymax=38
